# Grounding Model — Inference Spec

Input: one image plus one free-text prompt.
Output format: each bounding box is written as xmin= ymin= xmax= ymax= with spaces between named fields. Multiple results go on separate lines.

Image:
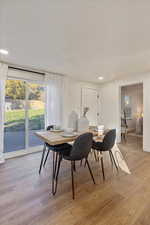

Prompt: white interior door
xmin=81 ymin=88 xmax=99 ymax=126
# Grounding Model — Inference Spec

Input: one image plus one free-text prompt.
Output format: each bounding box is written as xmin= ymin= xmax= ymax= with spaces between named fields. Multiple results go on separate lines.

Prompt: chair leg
xmin=71 ymin=161 xmax=75 ymax=200
xmin=110 ymin=150 xmax=118 ymax=171
xmin=123 ymin=133 xmax=126 ymax=142
xmin=84 ymin=158 xmax=87 ymax=167
xmin=73 ymin=161 xmax=76 ymax=172
xmin=86 ymin=159 xmax=96 ymax=184
xmin=53 ymin=154 xmax=62 ymax=195
xmin=84 ymin=154 xmax=89 ymax=167
xmin=43 ymin=149 xmax=50 ymax=167
xmin=39 ymin=144 xmax=46 ymax=174
xmin=98 ymin=151 xmax=101 ymax=161
xmin=80 ymin=159 xmax=83 ymax=166
xmin=93 ymin=150 xmax=98 ymax=161
xmin=109 ymin=151 xmax=113 ymax=167
xmin=100 ymin=153 xmax=105 ymax=181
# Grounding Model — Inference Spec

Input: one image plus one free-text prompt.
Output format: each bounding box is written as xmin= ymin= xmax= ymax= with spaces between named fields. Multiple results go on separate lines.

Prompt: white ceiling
xmin=1 ymin=0 xmax=150 ymax=83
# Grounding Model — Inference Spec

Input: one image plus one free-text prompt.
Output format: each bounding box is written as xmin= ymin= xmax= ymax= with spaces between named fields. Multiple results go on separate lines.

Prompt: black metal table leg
xmin=54 ymin=152 xmax=58 ymax=179
xmin=53 ymin=154 xmax=62 ymax=195
xmin=52 ymin=151 xmax=55 ymax=194
xmin=71 ymin=161 xmax=75 ymax=199
xmin=43 ymin=149 xmax=50 ymax=167
xmin=39 ymin=144 xmax=46 ymax=174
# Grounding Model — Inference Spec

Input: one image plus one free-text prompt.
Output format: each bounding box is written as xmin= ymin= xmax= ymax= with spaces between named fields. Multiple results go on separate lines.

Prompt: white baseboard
xmin=0 ymin=153 xmax=5 ymax=164
xmin=4 ymin=145 xmax=43 ymax=160
xmin=143 ymin=144 xmax=150 ymax=153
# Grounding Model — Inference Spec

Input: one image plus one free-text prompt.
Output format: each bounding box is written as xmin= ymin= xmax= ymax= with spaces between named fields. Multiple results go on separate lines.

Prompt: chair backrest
xmin=70 ymin=132 xmax=93 ymax=160
xmin=47 ymin=125 xmax=54 ymax=131
xmin=102 ymin=129 xmax=116 ymax=151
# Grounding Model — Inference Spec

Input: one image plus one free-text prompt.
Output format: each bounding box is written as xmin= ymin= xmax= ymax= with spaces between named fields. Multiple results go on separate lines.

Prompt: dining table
xmin=35 ymin=129 xmax=103 ymax=146
xmin=35 ymin=129 xmax=103 ymax=195
xmin=35 ymin=128 xmax=131 ymax=174
xmin=35 ymin=129 xmax=131 ymax=196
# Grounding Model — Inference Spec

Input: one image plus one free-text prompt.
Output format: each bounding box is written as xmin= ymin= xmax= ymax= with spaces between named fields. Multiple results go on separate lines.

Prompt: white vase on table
xmin=78 ymin=116 xmax=89 ymax=132
xmin=68 ymin=110 xmax=78 ymax=131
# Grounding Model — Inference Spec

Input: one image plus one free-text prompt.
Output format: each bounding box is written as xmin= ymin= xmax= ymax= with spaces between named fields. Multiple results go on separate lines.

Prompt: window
xmin=28 ymin=82 xmax=45 ymax=147
xmin=4 ymin=79 xmax=45 ymax=153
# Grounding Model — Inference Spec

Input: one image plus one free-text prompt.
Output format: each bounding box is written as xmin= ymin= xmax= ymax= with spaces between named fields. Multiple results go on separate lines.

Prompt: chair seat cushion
xmin=61 ymin=146 xmax=84 ymax=161
xmin=92 ymin=141 xmax=103 ymax=151
xmin=46 ymin=143 xmax=72 ymax=152
xmin=59 ymin=145 xmax=73 ymax=160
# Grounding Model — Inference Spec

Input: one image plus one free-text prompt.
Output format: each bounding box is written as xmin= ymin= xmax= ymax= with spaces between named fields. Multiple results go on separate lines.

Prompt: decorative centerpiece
xmin=68 ymin=110 xmax=78 ymax=131
xmin=98 ymin=125 xmax=104 ymax=136
xmin=78 ymin=107 xmax=89 ymax=132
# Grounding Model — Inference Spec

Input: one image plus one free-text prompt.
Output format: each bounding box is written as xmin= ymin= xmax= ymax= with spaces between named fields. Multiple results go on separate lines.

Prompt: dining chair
xmin=92 ymin=129 xmax=118 ymax=180
xmin=39 ymin=125 xmax=71 ymax=175
xmin=53 ymin=132 xmax=96 ymax=199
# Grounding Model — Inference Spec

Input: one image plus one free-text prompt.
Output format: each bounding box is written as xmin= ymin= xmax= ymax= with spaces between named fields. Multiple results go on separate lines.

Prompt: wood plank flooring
xmin=0 ymin=145 xmax=150 ymax=225
xmin=120 ymin=135 xmax=143 ymax=152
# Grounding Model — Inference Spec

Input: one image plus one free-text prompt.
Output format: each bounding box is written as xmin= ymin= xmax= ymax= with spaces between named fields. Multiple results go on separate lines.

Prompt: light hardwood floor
xmin=120 ymin=135 xmax=143 ymax=152
xmin=1 ymin=144 xmax=150 ymax=225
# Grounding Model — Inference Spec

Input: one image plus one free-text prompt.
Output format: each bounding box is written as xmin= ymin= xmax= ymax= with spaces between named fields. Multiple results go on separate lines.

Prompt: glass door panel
xmin=28 ymin=83 xmax=45 ymax=147
xmin=4 ymin=80 xmax=26 ymax=152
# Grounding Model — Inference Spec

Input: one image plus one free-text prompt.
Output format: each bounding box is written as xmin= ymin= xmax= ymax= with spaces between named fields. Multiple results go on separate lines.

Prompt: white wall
xmin=100 ymin=73 xmax=150 ymax=152
xmin=62 ymin=76 xmax=100 ymax=128
xmin=143 ymin=77 xmax=150 ymax=152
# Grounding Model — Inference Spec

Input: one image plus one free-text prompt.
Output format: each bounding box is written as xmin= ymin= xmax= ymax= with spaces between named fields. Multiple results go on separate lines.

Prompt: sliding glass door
xmin=28 ymin=82 xmax=45 ymax=147
xmin=4 ymin=79 xmax=45 ymax=153
xmin=4 ymin=80 xmax=26 ymax=152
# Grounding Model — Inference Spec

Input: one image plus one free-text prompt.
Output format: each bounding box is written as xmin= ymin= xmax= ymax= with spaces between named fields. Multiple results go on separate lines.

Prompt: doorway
xmin=81 ymin=88 xmax=100 ymax=126
xmin=120 ymin=83 xmax=143 ymax=151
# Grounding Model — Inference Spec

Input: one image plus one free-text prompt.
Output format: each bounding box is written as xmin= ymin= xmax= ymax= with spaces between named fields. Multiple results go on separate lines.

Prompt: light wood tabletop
xmin=35 ymin=130 xmax=101 ymax=146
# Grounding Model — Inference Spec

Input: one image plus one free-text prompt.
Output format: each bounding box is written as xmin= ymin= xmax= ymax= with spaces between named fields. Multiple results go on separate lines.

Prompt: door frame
xmin=119 ymin=81 xmax=143 ymax=148
xmin=81 ymin=87 xmax=100 ymax=125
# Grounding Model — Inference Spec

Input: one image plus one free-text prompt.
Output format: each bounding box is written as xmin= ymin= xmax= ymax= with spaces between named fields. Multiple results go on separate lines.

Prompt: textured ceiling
xmin=1 ymin=0 xmax=150 ymax=83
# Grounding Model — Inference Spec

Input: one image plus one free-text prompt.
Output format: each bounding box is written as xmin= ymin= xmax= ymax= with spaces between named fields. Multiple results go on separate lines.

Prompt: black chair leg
xmin=93 ymin=150 xmax=98 ymax=161
xmin=84 ymin=159 xmax=87 ymax=167
xmin=86 ymin=159 xmax=96 ymax=184
xmin=80 ymin=159 xmax=83 ymax=166
xmin=53 ymin=154 xmax=62 ymax=195
xmin=100 ymin=153 xmax=105 ymax=181
xmin=84 ymin=155 xmax=89 ymax=167
xmin=43 ymin=149 xmax=50 ymax=167
xmin=39 ymin=144 xmax=46 ymax=174
xmin=71 ymin=161 xmax=75 ymax=200
xmin=109 ymin=151 xmax=113 ymax=167
xmin=73 ymin=161 xmax=76 ymax=172
xmin=110 ymin=150 xmax=118 ymax=171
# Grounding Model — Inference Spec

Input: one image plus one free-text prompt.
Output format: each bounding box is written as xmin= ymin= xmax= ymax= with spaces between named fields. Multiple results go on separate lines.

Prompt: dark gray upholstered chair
xmin=92 ymin=129 xmax=118 ymax=180
xmin=39 ymin=125 xmax=71 ymax=175
xmin=53 ymin=132 xmax=95 ymax=199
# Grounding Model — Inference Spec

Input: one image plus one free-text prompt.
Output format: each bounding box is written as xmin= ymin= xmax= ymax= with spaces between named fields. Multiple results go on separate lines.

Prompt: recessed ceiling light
xmin=0 ymin=49 xmax=9 ymax=55
xmin=98 ymin=76 xmax=104 ymax=80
